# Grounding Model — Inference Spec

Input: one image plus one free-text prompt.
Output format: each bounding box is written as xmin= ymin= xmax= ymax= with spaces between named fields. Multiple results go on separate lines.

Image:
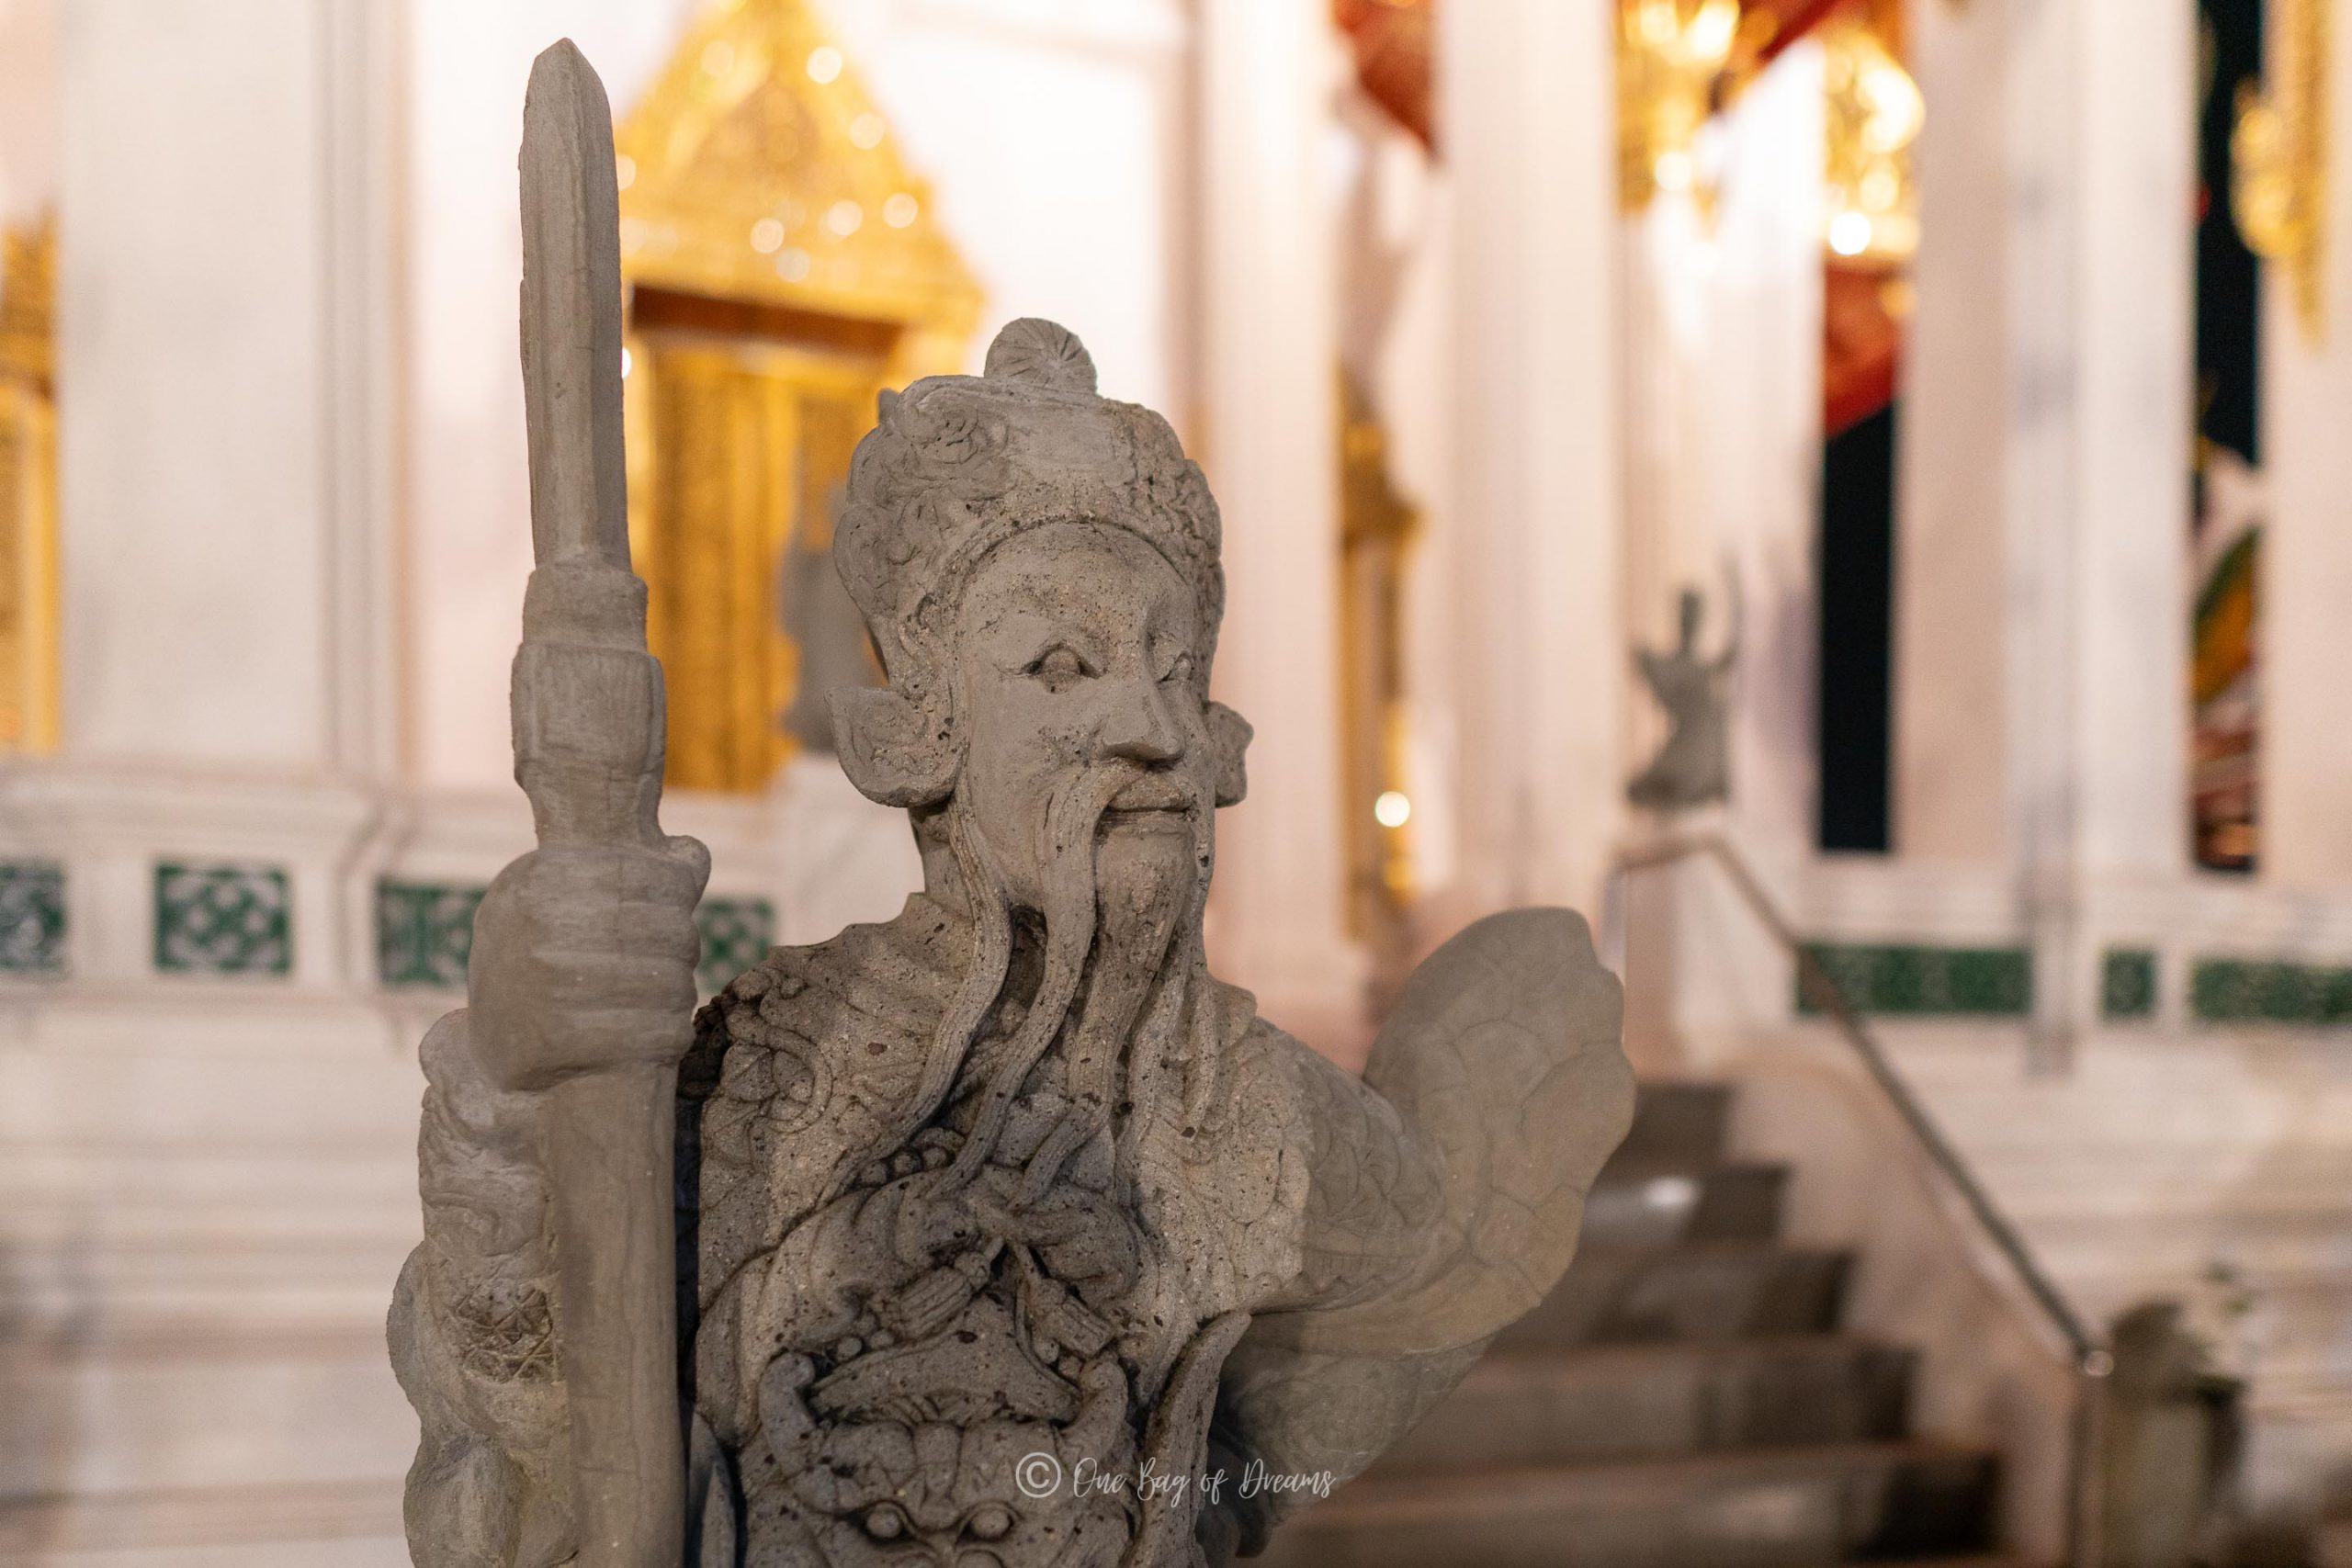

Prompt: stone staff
xmin=502 ymin=39 xmax=706 ymax=1565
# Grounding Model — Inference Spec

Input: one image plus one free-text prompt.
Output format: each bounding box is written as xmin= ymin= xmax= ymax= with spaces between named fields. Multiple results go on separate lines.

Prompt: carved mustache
xmin=1102 ymin=772 xmax=1196 ymax=813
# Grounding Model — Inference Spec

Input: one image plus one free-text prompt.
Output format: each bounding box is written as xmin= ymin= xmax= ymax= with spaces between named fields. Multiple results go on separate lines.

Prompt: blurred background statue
xmin=1627 ymin=577 xmax=1741 ymax=813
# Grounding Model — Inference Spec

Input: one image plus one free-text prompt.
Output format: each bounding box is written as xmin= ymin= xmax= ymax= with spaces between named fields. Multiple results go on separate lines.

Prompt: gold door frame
xmin=616 ymin=0 xmax=980 ymax=792
xmin=0 ymin=215 xmax=58 ymax=756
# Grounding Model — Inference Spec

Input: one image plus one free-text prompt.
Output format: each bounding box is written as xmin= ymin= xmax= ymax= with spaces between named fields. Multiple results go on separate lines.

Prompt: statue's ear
xmin=1205 ymin=701 xmax=1251 ymax=807
xmin=829 ymin=686 xmax=957 ymax=807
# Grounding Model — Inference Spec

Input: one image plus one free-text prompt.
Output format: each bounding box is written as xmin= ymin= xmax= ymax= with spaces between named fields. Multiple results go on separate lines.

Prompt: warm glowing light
xmin=1860 ymin=62 xmax=1926 ymax=153
xmin=775 ymin=249 xmax=812 ymax=282
xmin=1686 ymin=0 xmax=1739 ymax=66
xmin=825 ymin=199 xmax=864 ymax=237
xmin=701 ymin=40 xmax=735 ymax=77
xmin=1827 ymin=211 xmax=1874 ymax=256
xmin=1636 ymin=0 xmax=1679 ymax=48
xmin=750 ymin=218 xmax=786 ymax=254
xmin=1654 ymin=151 xmax=1694 ymax=194
xmin=619 ymin=347 xmax=633 ymax=378
xmin=882 ymin=193 xmax=919 ymax=229
xmin=614 ymin=154 xmax=636 ymax=191
xmin=850 ymin=113 xmax=888 ymax=150
xmin=1374 ymin=791 xmax=1412 ymax=829
xmin=807 ymin=46 xmax=843 ymax=85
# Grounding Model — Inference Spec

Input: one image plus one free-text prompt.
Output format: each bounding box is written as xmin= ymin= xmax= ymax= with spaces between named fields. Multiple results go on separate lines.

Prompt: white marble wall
xmin=0 ymin=0 xmax=56 ymax=226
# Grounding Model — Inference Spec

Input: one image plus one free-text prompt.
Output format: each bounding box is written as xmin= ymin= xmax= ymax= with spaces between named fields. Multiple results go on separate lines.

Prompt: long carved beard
xmin=928 ymin=761 xmax=1213 ymax=1199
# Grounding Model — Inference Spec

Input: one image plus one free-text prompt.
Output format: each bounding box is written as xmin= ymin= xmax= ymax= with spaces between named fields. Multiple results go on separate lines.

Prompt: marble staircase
xmin=1261 ymin=1081 xmax=2024 ymax=1568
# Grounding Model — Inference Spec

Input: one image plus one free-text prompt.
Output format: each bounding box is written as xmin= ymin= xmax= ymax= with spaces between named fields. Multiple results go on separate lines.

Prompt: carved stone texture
xmin=393 ymin=308 xmax=1635 ymax=1566
xmin=1627 ymin=582 xmax=1741 ymax=813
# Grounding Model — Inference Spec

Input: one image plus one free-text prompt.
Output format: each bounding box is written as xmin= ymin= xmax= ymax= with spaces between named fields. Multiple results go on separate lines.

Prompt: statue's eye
xmin=1158 ymin=652 xmax=1195 ymax=687
xmin=965 ymin=1502 xmax=1014 ymax=1541
xmin=861 ymin=1502 xmax=910 ymax=1541
xmin=1026 ymin=646 xmax=1091 ymax=691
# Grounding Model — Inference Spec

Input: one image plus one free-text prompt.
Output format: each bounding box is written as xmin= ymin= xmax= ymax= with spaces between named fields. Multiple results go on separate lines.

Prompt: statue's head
xmin=830 ymin=319 xmax=1250 ymax=912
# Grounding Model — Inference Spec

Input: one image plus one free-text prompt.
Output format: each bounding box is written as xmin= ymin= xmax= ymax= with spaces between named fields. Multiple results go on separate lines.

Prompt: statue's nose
xmin=1100 ymin=680 xmax=1185 ymax=765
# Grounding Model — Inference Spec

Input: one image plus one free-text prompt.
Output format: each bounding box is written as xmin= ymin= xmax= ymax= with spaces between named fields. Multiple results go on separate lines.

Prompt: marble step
xmin=1579 ymin=1159 xmax=1792 ymax=1247
xmin=1 ymin=1323 xmax=411 ymax=1499
xmin=1495 ymin=1242 xmax=1852 ymax=1350
xmin=0 ymin=1477 xmax=402 ymax=1557
xmin=1254 ymin=1442 xmax=1999 ymax=1568
xmin=1615 ymin=1081 xmax=1733 ymax=1168
xmin=1374 ymin=1337 xmax=1915 ymax=1472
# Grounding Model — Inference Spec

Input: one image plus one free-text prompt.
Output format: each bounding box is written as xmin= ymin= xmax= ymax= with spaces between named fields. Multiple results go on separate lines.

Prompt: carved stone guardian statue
xmin=390 ymin=41 xmax=1634 ymax=1568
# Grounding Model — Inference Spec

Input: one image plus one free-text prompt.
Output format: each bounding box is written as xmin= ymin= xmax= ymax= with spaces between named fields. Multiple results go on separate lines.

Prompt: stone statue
xmin=1626 ymin=578 xmax=1741 ymax=813
xmin=390 ymin=41 xmax=1633 ymax=1568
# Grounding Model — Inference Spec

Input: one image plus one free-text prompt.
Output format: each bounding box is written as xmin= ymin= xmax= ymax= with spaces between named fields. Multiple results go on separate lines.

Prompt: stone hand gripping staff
xmin=392 ymin=39 xmax=1634 ymax=1568
xmin=390 ymin=41 xmax=707 ymax=1568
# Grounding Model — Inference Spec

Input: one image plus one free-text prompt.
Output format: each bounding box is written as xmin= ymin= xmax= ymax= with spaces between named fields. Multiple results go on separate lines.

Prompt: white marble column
xmin=1436 ymin=0 xmax=1623 ymax=920
xmin=1894 ymin=0 xmax=2010 ymax=866
xmin=1619 ymin=51 xmax=1826 ymax=1059
xmin=1193 ymin=0 xmax=1366 ymax=1050
xmin=2259 ymin=0 xmax=2352 ymax=887
xmin=2004 ymin=0 xmax=2196 ymax=1056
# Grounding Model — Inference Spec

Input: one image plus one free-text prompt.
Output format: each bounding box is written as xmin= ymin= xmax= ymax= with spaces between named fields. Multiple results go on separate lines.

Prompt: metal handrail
xmin=1614 ymin=832 xmax=2110 ymax=1568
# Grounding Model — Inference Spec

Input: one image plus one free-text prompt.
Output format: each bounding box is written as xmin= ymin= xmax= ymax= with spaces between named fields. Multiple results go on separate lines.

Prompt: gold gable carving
xmin=616 ymin=0 xmax=981 ymax=372
xmin=614 ymin=1 xmax=981 ymax=794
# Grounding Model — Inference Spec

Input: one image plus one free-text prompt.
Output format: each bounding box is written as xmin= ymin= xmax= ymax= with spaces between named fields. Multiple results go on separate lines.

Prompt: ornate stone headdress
xmin=829 ymin=319 xmax=1228 ymax=806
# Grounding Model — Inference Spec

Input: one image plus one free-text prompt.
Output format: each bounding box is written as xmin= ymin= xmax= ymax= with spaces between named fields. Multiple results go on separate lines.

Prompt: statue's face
xmin=952 ymin=524 xmax=1213 ymax=911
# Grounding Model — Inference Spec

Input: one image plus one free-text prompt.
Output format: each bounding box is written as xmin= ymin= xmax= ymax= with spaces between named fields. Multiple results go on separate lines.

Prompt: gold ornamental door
xmin=629 ymin=294 xmax=888 ymax=792
xmin=613 ymin=0 xmax=980 ymax=795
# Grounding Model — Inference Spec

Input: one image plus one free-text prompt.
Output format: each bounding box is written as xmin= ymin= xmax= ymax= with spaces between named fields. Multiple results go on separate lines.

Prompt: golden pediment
xmin=616 ymin=0 xmax=981 ymax=360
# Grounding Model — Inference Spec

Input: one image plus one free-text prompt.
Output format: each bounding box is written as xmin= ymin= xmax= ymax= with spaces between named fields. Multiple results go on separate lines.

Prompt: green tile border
xmin=378 ymin=881 xmax=487 ymax=990
xmin=0 ymin=861 xmax=66 ymax=977
xmin=2101 ymin=949 xmax=2160 ymax=1021
xmin=371 ymin=880 xmax=775 ymax=997
xmin=2191 ymin=958 xmax=2352 ymax=1025
xmin=1798 ymin=942 xmax=2032 ymax=1018
xmin=155 ymin=863 xmax=292 ymax=976
xmin=697 ymin=896 xmax=776 ymax=995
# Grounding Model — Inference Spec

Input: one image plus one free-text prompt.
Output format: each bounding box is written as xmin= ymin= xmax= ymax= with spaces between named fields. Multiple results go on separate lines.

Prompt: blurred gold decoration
xmin=2233 ymin=0 xmax=2329 ymax=343
xmin=616 ymin=0 xmax=979 ymax=374
xmin=1821 ymin=16 xmax=1924 ymax=265
xmin=0 ymin=214 xmax=59 ymax=755
xmin=1336 ymin=373 xmax=1419 ymax=939
xmin=1617 ymin=0 xmax=1747 ymax=211
xmin=1333 ymin=0 xmax=1435 ymax=149
xmin=616 ymin=0 xmax=980 ymax=792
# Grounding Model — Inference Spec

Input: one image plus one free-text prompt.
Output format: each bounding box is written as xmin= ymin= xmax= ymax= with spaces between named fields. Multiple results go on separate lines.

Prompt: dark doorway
xmin=1817 ymin=400 xmax=1899 ymax=852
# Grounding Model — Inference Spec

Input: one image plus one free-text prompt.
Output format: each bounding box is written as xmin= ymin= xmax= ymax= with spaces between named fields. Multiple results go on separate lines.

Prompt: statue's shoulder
xmin=1122 ymin=977 xmax=1317 ymax=1315
xmin=703 ymin=893 xmax=964 ymax=1068
xmin=689 ymin=897 xmax=967 ymax=1264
